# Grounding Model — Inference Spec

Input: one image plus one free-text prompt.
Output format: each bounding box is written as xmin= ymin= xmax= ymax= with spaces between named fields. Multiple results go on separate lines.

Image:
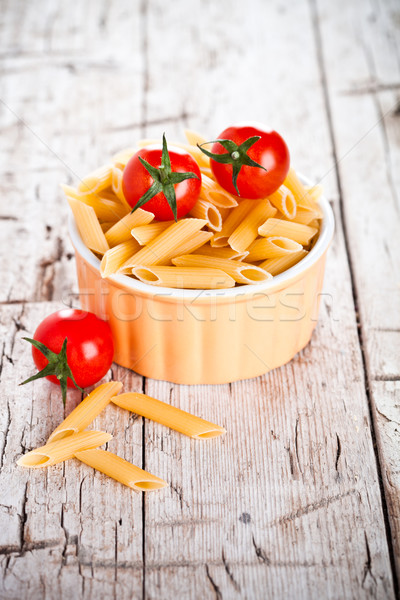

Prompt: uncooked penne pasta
xmin=258 ymin=218 xmax=318 ymax=245
xmin=284 ymin=168 xmax=315 ymax=208
xmin=119 ymin=219 xmax=208 ymax=272
xmin=17 ymin=431 xmax=112 ymax=469
xmin=189 ymin=198 xmax=222 ymax=231
xmin=200 ymin=175 xmax=238 ymax=208
xmin=168 ymin=230 xmax=213 ymax=259
xmin=111 ymin=147 xmax=136 ymax=167
xmin=132 ymin=265 xmax=235 ymax=289
xmin=131 ymin=222 xmax=173 ymax=245
xmin=259 ymin=249 xmax=308 ymax=276
xmin=101 ymin=239 xmax=141 ymax=277
xmin=193 ymin=243 xmax=248 ymax=260
xmin=78 ymin=164 xmax=113 ymax=194
xmin=101 ymin=222 xmax=115 ymax=232
xmin=228 ymin=199 xmax=277 ymax=252
xmin=304 ymin=184 xmax=323 ymax=203
xmin=184 ymin=129 xmax=207 ymax=146
xmin=62 ymin=185 xmax=129 ymax=223
xmin=172 ymin=255 xmax=271 ymax=285
xmin=268 ymin=185 xmax=296 ymax=219
xmin=289 ymin=206 xmax=323 ymax=225
xmin=74 ymin=449 xmax=167 ymax=492
xmin=245 ymin=237 xmax=303 ymax=262
xmin=111 ymin=393 xmax=226 ymax=439
xmin=211 ymin=200 xmax=254 ymax=247
xmin=48 ymin=382 xmax=122 ymax=443
xmin=111 ymin=165 xmax=131 ymax=209
xmin=105 ymin=209 xmax=154 ymax=247
xmin=68 ymin=197 xmax=109 ymax=255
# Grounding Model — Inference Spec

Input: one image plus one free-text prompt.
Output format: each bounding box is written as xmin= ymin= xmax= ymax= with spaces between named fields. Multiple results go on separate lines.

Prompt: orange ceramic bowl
xmin=69 ymin=176 xmax=334 ymax=384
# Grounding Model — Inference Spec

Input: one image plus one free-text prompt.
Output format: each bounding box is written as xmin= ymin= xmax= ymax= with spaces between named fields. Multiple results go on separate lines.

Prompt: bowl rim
xmin=68 ymin=173 xmax=335 ymax=299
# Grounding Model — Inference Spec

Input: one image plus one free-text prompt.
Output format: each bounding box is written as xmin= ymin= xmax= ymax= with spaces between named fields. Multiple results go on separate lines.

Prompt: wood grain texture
xmin=0 ymin=0 xmax=398 ymax=598
xmin=314 ymin=0 xmax=400 ymax=582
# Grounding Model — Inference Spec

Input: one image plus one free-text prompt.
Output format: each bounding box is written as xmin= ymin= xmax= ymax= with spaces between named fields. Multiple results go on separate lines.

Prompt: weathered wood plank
xmin=314 ymin=0 xmax=400 ymax=581
xmin=142 ymin=0 xmax=395 ymax=598
xmin=0 ymin=0 xmax=146 ymax=305
xmin=0 ymin=302 xmax=145 ymax=599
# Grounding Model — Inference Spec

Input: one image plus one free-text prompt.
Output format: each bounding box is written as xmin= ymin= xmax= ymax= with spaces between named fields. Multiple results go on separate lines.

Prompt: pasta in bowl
xmin=66 ymin=134 xmax=334 ymax=384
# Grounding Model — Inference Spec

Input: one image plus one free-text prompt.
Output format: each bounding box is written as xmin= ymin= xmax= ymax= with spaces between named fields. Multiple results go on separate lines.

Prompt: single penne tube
xmin=168 ymin=230 xmax=213 ymax=259
xmin=118 ymin=218 xmax=208 ymax=272
xmin=283 ymin=168 xmax=315 ymax=208
xmin=172 ymin=255 xmax=271 ymax=285
xmin=74 ymin=449 xmax=167 ymax=492
xmin=259 ymin=249 xmax=308 ymax=276
xmin=111 ymin=393 xmax=226 ymax=439
xmin=258 ymin=218 xmax=318 ymax=245
xmin=189 ymin=199 xmax=222 ymax=231
xmin=304 ymin=184 xmax=323 ymax=203
xmin=17 ymin=431 xmax=112 ymax=469
xmin=111 ymin=166 xmax=131 ymax=210
xmin=101 ymin=239 xmax=141 ymax=277
xmin=228 ymin=199 xmax=277 ymax=252
xmin=199 ymin=166 xmax=214 ymax=180
xmin=101 ymin=222 xmax=115 ymax=232
xmin=47 ymin=382 xmax=123 ymax=443
xmin=111 ymin=147 xmax=136 ymax=167
xmin=105 ymin=209 xmax=154 ymax=247
xmin=131 ymin=221 xmax=174 ymax=245
xmin=68 ymin=197 xmax=109 ymax=255
xmin=184 ymin=129 xmax=207 ymax=146
xmin=211 ymin=200 xmax=254 ymax=247
xmin=132 ymin=265 xmax=236 ymax=289
xmin=193 ymin=243 xmax=248 ymax=260
xmin=78 ymin=164 xmax=113 ymax=193
xmin=200 ymin=175 xmax=238 ymax=208
xmin=245 ymin=237 xmax=303 ymax=261
xmin=289 ymin=206 xmax=323 ymax=225
xmin=62 ymin=185 xmax=129 ymax=222
xmin=268 ymin=185 xmax=297 ymax=219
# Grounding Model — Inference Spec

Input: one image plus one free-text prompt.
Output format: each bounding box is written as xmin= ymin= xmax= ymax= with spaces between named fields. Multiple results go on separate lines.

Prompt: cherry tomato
xmin=122 ymin=143 xmax=202 ymax=221
xmin=30 ymin=309 xmax=114 ymax=389
xmin=205 ymin=124 xmax=290 ymax=198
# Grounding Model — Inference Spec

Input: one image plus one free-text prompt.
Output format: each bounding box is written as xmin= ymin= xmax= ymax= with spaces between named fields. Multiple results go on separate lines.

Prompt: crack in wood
xmin=221 ymin=549 xmax=240 ymax=592
xmin=273 ymin=488 xmax=358 ymax=527
xmin=251 ymin=535 xmax=270 ymax=564
xmin=362 ymin=532 xmax=377 ymax=590
xmin=309 ymin=0 xmax=400 ymax=593
xmin=205 ymin=564 xmax=222 ymax=599
xmin=335 ymin=433 xmax=342 ymax=472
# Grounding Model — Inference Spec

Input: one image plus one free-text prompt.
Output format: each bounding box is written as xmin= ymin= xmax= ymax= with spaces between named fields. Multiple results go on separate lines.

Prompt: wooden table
xmin=1 ymin=1 xmax=399 ymax=598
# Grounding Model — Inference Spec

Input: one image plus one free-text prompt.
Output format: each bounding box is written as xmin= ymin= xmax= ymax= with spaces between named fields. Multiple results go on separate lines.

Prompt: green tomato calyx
xmin=197 ymin=135 xmax=267 ymax=196
xmin=131 ymin=133 xmax=200 ymax=221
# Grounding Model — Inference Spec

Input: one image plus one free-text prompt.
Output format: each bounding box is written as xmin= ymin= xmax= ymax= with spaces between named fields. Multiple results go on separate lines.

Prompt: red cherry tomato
xmin=209 ymin=124 xmax=290 ymax=198
xmin=122 ymin=145 xmax=202 ymax=221
xmin=31 ymin=309 xmax=114 ymax=389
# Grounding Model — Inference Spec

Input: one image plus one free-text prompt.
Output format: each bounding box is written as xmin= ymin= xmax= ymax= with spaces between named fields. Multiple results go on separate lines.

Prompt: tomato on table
xmin=21 ymin=309 xmax=114 ymax=404
xmin=122 ymin=133 xmax=202 ymax=221
xmin=198 ymin=123 xmax=290 ymax=198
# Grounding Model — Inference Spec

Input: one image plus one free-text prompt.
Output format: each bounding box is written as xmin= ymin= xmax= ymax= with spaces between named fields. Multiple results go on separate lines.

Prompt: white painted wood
xmin=142 ymin=0 xmax=396 ymax=597
xmin=0 ymin=0 xmax=398 ymax=598
xmin=0 ymin=303 xmax=144 ymax=599
xmin=315 ymin=0 xmax=400 ymax=580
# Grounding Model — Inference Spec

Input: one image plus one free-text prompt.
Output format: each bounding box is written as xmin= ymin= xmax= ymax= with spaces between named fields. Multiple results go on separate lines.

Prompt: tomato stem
xmin=130 ymin=133 xmax=200 ymax=221
xmin=198 ymin=136 xmax=267 ymax=196
xmin=20 ymin=337 xmax=83 ymax=405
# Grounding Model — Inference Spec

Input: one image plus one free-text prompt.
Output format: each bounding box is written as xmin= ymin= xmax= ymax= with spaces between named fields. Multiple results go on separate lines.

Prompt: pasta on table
xmin=63 ymin=130 xmax=323 ymax=290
